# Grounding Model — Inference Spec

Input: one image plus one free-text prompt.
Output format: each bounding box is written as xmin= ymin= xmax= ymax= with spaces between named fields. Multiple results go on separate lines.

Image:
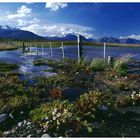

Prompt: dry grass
xmin=0 ymin=43 xmax=17 ymax=51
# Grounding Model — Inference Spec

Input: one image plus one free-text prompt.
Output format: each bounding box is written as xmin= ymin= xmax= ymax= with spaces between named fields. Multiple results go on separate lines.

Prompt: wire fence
xmin=11 ymin=35 xmax=140 ymax=63
xmin=17 ymin=42 xmax=140 ymax=63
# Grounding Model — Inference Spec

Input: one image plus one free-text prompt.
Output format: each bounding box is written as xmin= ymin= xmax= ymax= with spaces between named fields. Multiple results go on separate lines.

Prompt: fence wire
xmin=19 ymin=43 xmax=140 ymax=62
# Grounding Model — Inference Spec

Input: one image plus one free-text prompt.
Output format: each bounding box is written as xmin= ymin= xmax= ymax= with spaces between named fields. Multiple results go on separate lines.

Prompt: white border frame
xmin=1 ymin=0 xmax=140 ymax=2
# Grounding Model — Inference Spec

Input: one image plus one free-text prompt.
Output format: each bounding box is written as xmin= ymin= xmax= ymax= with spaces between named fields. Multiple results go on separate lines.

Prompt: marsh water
xmin=0 ymin=45 xmax=140 ymax=78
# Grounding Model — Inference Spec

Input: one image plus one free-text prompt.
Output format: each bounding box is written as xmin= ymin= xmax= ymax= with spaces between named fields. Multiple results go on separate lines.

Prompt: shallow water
xmin=0 ymin=45 xmax=140 ymax=78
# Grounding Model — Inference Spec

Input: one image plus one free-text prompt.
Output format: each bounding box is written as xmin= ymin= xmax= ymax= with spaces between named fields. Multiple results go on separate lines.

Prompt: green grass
xmin=33 ymin=59 xmax=48 ymax=66
xmin=0 ymin=62 xmax=19 ymax=72
xmin=90 ymin=58 xmax=108 ymax=71
xmin=10 ymin=40 xmax=140 ymax=49
xmin=113 ymin=54 xmax=132 ymax=76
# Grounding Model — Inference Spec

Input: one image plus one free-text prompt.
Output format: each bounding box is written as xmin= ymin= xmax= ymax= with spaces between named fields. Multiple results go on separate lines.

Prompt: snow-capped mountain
xmin=0 ymin=25 xmax=140 ymax=44
xmin=0 ymin=25 xmax=45 ymax=40
xmin=45 ymin=34 xmax=95 ymax=42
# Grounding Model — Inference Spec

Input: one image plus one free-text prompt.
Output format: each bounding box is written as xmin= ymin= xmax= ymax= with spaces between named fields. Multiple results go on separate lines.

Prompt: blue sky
xmin=0 ymin=3 xmax=140 ymax=39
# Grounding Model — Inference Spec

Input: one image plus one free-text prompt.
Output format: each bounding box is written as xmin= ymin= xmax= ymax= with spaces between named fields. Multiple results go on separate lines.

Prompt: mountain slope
xmin=45 ymin=34 xmax=94 ymax=42
xmin=0 ymin=25 xmax=45 ymax=40
xmin=119 ymin=38 xmax=140 ymax=44
xmin=1 ymin=25 xmax=140 ymax=44
xmin=95 ymin=37 xmax=120 ymax=43
xmin=94 ymin=36 xmax=140 ymax=44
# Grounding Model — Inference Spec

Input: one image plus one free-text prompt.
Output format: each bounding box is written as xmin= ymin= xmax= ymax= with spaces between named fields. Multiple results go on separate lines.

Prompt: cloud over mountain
xmin=21 ymin=23 xmax=94 ymax=38
xmin=120 ymin=35 xmax=140 ymax=40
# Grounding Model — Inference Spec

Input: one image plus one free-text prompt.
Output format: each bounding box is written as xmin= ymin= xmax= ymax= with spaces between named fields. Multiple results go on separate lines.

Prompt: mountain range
xmin=95 ymin=36 xmax=140 ymax=44
xmin=0 ymin=25 xmax=45 ymax=40
xmin=0 ymin=25 xmax=140 ymax=44
xmin=45 ymin=34 xmax=94 ymax=42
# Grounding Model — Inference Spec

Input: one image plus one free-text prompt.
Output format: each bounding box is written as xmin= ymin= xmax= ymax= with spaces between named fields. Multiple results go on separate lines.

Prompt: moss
xmin=44 ymin=67 xmax=54 ymax=72
xmin=0 ymin=62 xmax=19 ymax=72
xmin=33 ymin=59 xmax=48 ymax=66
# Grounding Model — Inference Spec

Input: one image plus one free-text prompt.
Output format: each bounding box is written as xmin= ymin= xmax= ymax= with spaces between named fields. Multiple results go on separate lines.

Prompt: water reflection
xmin=0 ymin=45 xmax=140 ymax=79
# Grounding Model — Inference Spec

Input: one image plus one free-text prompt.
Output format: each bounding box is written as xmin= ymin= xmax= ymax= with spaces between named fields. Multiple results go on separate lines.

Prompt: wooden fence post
xmin=42 ymin=43 xmax=44 ymax=55
xmin=104 ymin=42 xmax=106 ymax=59
xmin=61 ymin=42 xmax=65 ymax=59
xmin=35 ymin=43 xmax=38 ymax=54
xmin=50 ymin=42 xmax=53 ymax=57
xmin=108 ymin=56 xmax=114 ymax=66
xmin=22 ymin=42 xmax=25 ymax=51
xmin=77 ymin=35 xmax=83 ymax=61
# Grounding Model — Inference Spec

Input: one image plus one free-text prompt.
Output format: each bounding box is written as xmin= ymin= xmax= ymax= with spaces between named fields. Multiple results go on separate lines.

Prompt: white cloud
xmin=17 ymin=18 xmax=39 ymax=26
xmin=45 ymin=2 xmax=68 ymax=11
xmin=7 ymin=5 xmax=32 ymax=19
xmin=21 ymin=23 xmax=94 ymax=38
xmin=120 ymin=35 xmax=140 ymax=40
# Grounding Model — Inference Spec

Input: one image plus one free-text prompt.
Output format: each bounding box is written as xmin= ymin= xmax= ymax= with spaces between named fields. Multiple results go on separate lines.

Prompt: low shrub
xmin=50 ymin=87 xmax=62 ymax=98
xmin=0 ymin=95 xmax=32 ymax=114
xmin=117 ymin=81 xmax=129 ymax=91
xmin=77 ymin=58 xmax=89 ymax=68
xmin=90 ymin=58 xmax=108 ymax=71
xmin=115 ymin=95 xmax=132 ymax=107
xmin=30 ymin=91 xmax=114 ymax=136
xmin=113 ymin=54 xmax=132 ymax=76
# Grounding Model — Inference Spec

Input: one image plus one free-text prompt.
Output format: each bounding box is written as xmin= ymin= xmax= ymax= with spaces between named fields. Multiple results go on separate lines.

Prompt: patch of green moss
xmin=0 ymin=62 xmax=19 ymax=72
xmin=44 ymin=67 xmax=54 ymax=72
xmin=33 ymin=59 xmax=48 ymax=66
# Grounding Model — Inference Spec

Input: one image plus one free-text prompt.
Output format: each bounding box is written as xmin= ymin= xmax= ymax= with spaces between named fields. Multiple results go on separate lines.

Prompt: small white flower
xmin=18 ymin=122 xmax=22 ymax=127
xmin=27 ymin=122 xmax=32 ymax=126
xmin=62 ymin=119 xmax=66 ymax=123
xmin=23 ymin=120 xmax=27 ymax=124
xmin=54 ymin=108 xmax=58 ymax=113
xmin=132 ymin=91 xmax=136 ymax=94
xmin=20 ymin=111 xmax=24 ymax=114
xmin=131 ymin=94 xmax=134 ymax=99
xmin=57 ymin=120 xmax=60 ymax=125
xmin=56 ymin=113 xmax=61 ymax=118
xmin=52 ymin=111 xmax=56 ymax=116
xmin=115 ymin=76 xmax=117 ymax=78
xmin=53 ymin=116 xmax=56 ymax=120
xmin=76 ymin=72 xmax=79 ymax=75
xmin=125 ymin=76 xmax=127 ymax=79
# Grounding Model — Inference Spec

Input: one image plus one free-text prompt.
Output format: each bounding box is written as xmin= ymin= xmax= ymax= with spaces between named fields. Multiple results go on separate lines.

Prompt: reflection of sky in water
xmin=0 ymin=46 xmax=140 ymax=79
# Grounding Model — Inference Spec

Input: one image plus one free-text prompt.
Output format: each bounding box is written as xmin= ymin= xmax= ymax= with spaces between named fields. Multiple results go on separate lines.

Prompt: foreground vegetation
xmin=0 ymin=55 xmax=140 ymax=137
xmin=0 ymin=62 xmax=19 ymax=72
